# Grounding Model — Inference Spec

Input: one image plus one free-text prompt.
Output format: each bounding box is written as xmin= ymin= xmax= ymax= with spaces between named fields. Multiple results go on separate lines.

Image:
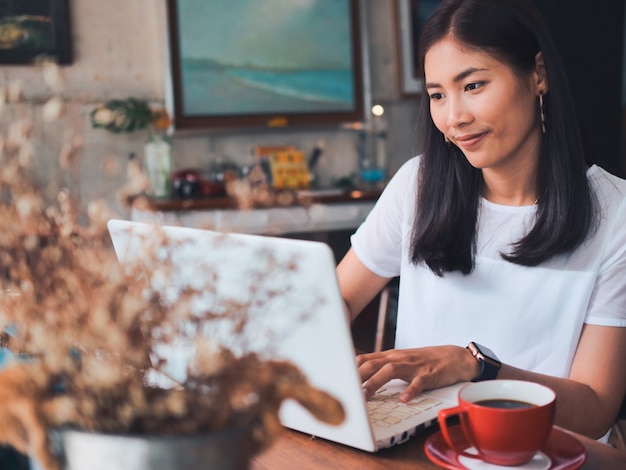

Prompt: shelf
xmin=133 ymin=188 xmax=382 ymax=213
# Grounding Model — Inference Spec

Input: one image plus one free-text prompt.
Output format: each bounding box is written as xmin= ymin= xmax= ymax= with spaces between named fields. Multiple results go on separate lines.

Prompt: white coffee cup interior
xmin=460 ymin=380 xmax=555 ymax=407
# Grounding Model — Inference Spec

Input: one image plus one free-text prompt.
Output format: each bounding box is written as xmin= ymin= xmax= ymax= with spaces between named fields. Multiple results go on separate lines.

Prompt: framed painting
xmin=396 ymin=0 xmax=440 ymax=96
xmin=0 ymin=0 xmax=72 ymax=65
xmin=165 ymin=0 xmax=364 ymax=131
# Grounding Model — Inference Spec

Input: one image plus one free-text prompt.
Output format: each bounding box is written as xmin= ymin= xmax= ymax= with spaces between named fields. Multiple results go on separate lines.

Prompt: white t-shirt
xmin=351 ymin=156 xmax=626 ymax=379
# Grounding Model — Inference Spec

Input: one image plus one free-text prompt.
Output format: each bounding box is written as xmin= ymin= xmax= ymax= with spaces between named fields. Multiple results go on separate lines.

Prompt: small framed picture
xmin=0 ymin=0 xmax=73 ymax=65
xmin=396 ymin=0 xmax=440 ymax=96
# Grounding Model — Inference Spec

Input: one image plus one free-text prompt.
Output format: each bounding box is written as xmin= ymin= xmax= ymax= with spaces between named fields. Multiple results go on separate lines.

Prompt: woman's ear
xmin=534 ymin=51 xmax=549 ymax=95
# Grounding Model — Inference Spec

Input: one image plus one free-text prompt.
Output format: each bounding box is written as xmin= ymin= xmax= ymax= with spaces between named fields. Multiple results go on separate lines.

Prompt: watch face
xmin=469 ymin=342 xmax=501 ymax=368
xmin=476 ymin=343 xmax=497 ymax=359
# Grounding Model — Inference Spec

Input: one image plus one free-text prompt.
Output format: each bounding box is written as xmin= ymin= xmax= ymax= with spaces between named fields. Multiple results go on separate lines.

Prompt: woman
xmin=337 ymin=0 xmax=626 ymax=440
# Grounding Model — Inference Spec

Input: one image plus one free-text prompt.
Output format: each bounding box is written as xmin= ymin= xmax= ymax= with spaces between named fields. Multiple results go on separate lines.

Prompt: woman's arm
xmin=357 ymin=323 xmax=626 ymax=439
xmin=494 ymin=324 xmax=626 ymax=438
xmin=497 ymin=323 xmax=626 ymax=439
xmin=336 ymin=248 xmax=391 ymax=322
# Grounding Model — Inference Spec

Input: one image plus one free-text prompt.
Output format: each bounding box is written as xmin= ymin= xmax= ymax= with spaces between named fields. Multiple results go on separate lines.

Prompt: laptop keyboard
xmin=367 ymin=388 xmax=443 ymax=428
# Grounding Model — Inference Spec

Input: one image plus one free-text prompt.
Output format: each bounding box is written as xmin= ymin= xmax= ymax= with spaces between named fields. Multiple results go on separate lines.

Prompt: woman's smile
xmin=453 ymin=132 xmax=489 ymax=150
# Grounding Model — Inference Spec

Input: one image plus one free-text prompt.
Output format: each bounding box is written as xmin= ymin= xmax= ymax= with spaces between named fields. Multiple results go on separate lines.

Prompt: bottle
xmin=358 ymin=105 xmax=387 ymax=188
xmin=143 ymin=133 xmax=172 ymax=198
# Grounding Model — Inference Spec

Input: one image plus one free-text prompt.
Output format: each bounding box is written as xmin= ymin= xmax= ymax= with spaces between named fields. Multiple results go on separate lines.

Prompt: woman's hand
xmin=357 ymin=345 xmax=480 ymax=402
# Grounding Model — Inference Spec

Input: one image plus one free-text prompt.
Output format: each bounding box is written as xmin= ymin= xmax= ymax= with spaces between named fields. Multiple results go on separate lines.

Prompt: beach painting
xmin=168 ymin=0 xmax=362 ymax=127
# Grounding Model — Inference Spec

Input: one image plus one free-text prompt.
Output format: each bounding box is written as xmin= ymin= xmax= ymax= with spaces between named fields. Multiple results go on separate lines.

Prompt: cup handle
xmin=437 ymin=406 xmax=479 ymax=460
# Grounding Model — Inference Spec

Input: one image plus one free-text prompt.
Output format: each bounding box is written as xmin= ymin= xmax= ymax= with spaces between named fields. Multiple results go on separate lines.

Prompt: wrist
xmin=465 ymin=346 xmax=482 ymax=381
xmin=466 ymin=342 xmax=501 ymax=381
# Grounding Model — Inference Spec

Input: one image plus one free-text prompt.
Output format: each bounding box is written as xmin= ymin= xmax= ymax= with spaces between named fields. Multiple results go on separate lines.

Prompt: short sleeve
xmin=350 ymin=157 xmax=419 ymax=278
xmin=584 ymin=168 xmax=626 ymax=327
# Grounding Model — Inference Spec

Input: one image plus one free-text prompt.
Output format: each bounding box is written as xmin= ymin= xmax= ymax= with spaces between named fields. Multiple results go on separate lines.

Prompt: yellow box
xmin=267 ymin=149 xmax=310 ymax=189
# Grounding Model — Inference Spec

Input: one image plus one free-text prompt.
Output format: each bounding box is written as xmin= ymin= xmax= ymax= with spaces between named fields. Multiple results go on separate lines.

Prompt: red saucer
xmin=425 ymin=425 xmax=586 ymax=469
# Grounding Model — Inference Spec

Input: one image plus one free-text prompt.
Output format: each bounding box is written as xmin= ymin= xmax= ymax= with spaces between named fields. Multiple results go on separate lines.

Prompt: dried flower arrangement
xmin=89 ymin=98 xmax=172 ymax=135
xmin=0 ymin=78 xmax=344 ymax=470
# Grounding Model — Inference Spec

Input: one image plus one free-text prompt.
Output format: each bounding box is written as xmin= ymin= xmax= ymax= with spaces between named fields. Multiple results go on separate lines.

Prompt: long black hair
xmin=410 ymin=0 xmax=597 ymax=276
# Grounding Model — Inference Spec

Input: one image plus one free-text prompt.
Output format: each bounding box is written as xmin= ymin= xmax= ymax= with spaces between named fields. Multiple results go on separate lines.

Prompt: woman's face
xmin=424 ymin=38 xmax=542 ymax=172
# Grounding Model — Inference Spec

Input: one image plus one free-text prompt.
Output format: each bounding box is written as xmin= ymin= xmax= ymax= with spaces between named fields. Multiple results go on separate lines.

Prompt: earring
xmin=539 ymin=92 xmax=546 ymax=135
xmin=444 ymin=134 xmax=450 ymax=144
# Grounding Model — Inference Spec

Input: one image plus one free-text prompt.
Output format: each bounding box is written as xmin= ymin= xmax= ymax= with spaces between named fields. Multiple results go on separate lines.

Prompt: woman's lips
xmin=454 ymin=132 xmax=487 ymax=150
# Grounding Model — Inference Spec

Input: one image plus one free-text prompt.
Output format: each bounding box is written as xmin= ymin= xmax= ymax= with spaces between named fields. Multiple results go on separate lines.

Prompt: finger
xmin=399 ymin=375 xmax=428 ymax=402
xmin=361 ymin=363 xmax=400 ymax=399
xmin=355 ymin=351 xmax=385 ymax=367
xmin=357 ymin=355 xmax=391 ymax=383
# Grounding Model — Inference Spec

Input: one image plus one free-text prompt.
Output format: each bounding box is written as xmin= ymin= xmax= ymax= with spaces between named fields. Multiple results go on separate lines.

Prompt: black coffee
xmin=475 ymin=399 xmax=535 ymax=409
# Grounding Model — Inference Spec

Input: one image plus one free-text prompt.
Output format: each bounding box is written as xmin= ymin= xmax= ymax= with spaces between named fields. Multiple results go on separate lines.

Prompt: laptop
xmin=106 ymin=219 xmax=463 ymax=452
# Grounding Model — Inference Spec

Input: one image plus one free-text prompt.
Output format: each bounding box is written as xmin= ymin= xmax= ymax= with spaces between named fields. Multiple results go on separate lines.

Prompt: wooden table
xmin=252 ymin=425 xmax=626 ymax=469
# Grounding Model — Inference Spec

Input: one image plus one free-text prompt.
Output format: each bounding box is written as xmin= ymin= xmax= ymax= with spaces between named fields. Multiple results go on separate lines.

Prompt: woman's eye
xmin=429 ymin=93 xmax=444 ymax=101
xmin=465 ymin=82 xmax=484 ymax=91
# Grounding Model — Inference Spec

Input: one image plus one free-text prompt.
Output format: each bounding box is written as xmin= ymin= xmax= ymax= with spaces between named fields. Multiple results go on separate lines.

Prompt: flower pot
xmin=30 ymin=426 xmax=255 ymax=470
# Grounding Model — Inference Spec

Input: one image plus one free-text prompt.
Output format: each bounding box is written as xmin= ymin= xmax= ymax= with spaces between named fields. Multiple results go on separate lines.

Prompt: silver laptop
xmin=106 ymin=219 xmax=463 ymax=451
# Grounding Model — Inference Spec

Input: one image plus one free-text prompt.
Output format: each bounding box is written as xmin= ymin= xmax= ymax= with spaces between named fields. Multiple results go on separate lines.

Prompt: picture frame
xmin=395 ymin=0 xmax=440 ymax=96
xmin=0 ymin=0 xmax=72 ymax=65
xmin=165 ymin=0 xmax=364 ymax=132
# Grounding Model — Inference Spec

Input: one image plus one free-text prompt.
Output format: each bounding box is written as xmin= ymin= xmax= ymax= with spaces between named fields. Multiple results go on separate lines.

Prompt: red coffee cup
xmin=437 ymin=380 xmax=556 ymax=466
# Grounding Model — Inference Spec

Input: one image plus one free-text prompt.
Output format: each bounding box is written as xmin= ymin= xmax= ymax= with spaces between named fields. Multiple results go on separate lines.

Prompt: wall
xmin=532 ymin=0 xmax=625 ymax=177
xmin=0 ymin=0 xmax=420 ymax=218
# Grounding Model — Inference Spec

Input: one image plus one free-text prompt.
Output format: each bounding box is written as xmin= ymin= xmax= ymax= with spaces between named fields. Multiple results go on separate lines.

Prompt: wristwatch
xmin=467 ymin=342 xmax=501 ymax=382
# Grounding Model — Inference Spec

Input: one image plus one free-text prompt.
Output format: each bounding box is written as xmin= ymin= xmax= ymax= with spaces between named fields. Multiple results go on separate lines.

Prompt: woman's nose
xmin=446 ymin=97 xmax=472 ymax=129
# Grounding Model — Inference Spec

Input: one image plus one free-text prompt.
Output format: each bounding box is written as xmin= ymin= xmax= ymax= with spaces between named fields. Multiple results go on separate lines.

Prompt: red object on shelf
xmin=171 ymin=169 xmax=225 ymax=199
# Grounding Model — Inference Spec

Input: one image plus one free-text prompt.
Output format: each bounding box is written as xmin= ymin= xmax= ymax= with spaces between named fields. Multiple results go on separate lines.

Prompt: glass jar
xmin=143 ymin=133 xmax=173 ymax=198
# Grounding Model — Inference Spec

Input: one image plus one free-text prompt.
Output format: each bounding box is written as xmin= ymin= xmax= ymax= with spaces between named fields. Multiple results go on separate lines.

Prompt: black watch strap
xmin=467 ymin=342 xmax=501 ymax=382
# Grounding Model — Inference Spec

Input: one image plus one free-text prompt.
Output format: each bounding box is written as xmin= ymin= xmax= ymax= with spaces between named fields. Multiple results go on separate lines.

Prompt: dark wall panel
xmin=533 ymin=0 xmax=625 ymax=176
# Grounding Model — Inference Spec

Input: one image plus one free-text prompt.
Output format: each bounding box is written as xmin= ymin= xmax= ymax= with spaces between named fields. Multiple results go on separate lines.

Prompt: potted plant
xmin=0 ymin=92 xmax=344 ymax=470
xmin=90 ymin=98 xmax=174 ymax=198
